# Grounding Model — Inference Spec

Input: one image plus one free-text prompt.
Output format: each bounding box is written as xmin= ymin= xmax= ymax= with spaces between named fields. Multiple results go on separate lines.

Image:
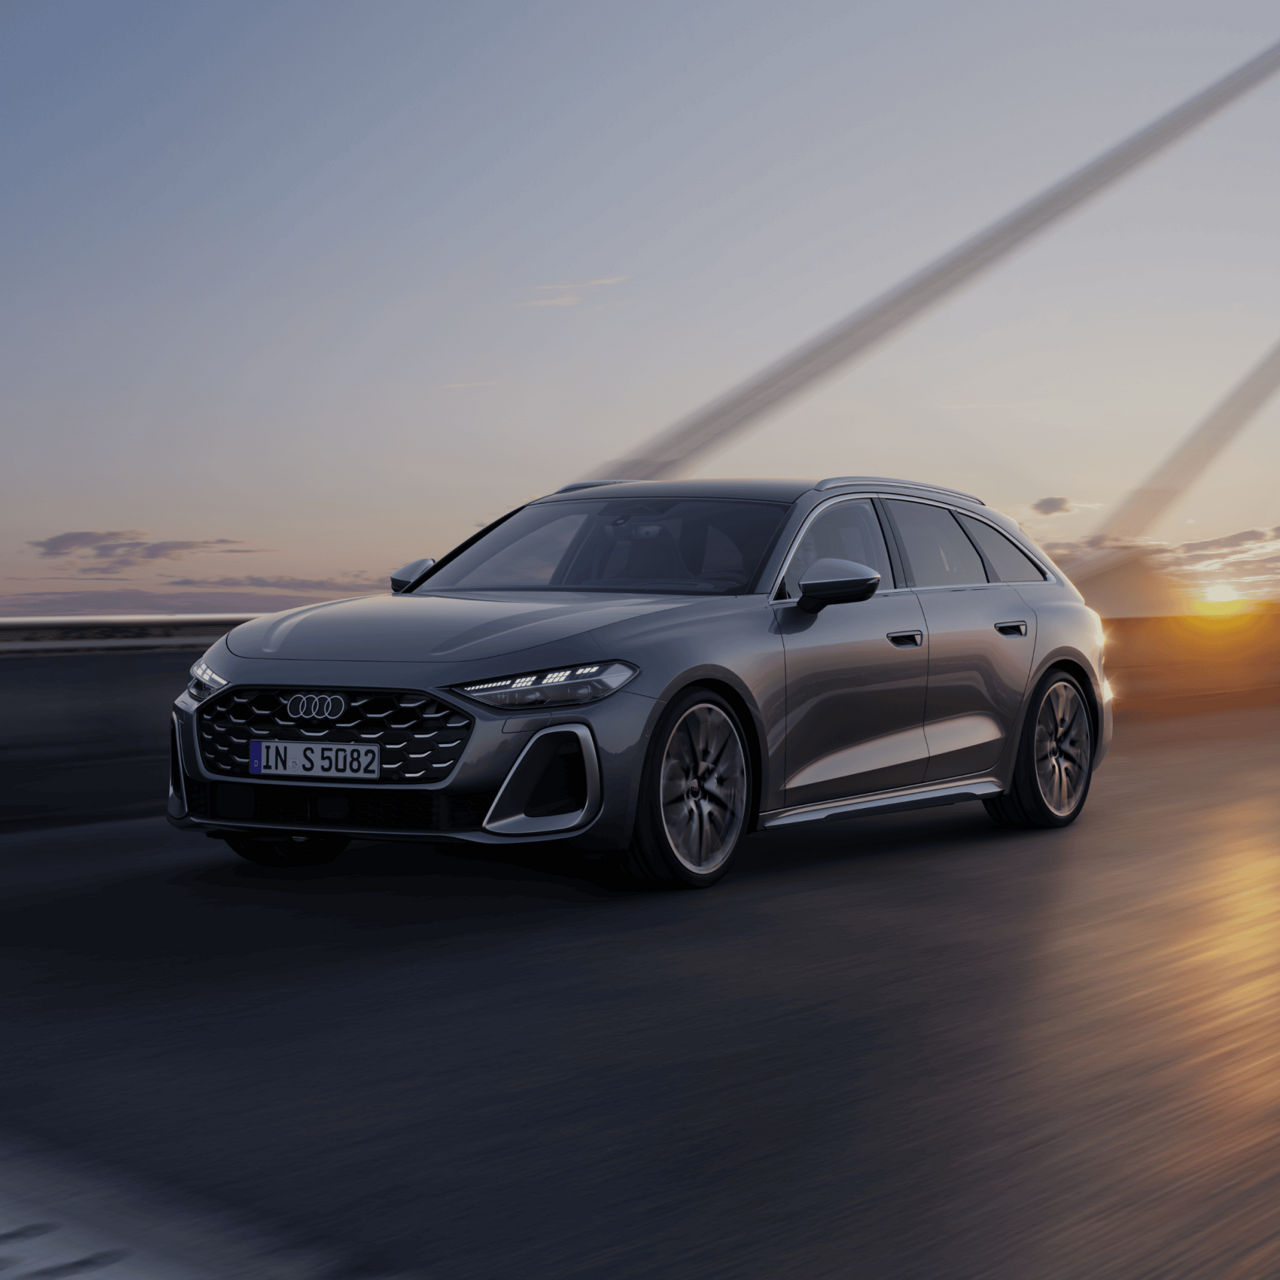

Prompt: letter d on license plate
xmin=249 ymin=740 xmax=381 ymax=778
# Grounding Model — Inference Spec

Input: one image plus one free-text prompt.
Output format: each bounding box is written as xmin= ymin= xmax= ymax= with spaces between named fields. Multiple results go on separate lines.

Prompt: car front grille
xmin=182 ymin=776 xmax=492 ymax=833
xmin=196 ymin=687 xmax=474 ymax=783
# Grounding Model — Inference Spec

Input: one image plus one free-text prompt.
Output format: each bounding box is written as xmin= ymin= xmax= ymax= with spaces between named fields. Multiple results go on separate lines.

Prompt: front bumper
xmin=169 ymin=680 xmax=660 ymax=851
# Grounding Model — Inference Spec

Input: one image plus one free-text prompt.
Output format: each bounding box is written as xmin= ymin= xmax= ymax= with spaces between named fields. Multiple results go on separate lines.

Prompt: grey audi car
xmin=169 ymin=477 xmax=1112 ymax=886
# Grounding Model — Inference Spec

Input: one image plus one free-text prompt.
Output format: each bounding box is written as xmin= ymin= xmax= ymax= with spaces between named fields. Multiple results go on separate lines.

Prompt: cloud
xmin=27 ymin=530 xmax=148 ymax=557
xmin=1167 ymin=529 xmax=1280 ymax=581
xmin=1031 ymin=497 xmax=1074 ymax=516
xmin=1178 ymin=529 xmax=1268 ymax=554
xmin=26 ymin=530 xmax=263 ymax=574
xmin=547 ymin=276 xmax=628 ymax=290
xmin=523 ymin=275 xmax=628 ymax=309
xmin=1050 ymin=526 xmax=1280 ymax=599
xmin=526 ymin=293 xmax=582 ymax=308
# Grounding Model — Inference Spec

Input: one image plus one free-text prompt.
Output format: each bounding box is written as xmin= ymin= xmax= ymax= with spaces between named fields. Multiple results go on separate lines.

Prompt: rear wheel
xmin=623 ymin=690 xmax=752 ymax=888
xmin=224 ymin=833 xmax=349 ymax=867
xmin=985 ymin=670 xmax=1094 ymax=829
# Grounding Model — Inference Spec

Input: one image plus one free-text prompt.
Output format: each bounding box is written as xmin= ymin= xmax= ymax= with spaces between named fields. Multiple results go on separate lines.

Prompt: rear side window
xmin=957 ymin=513 xmax=1047 ymax=582
xmin=885 ymin=500 xmax=987 ymax=588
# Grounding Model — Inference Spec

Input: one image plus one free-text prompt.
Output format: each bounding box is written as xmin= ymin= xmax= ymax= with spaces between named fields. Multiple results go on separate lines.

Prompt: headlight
xmin=186 ymin=658 xmax=228 ymax=704
xmin=453 ymin=661 xmax=637 ymax=709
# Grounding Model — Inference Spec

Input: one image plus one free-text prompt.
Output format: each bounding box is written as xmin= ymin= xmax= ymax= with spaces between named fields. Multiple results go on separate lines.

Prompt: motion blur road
xmin=2 ymin=705 xmax=1278 ymax=1278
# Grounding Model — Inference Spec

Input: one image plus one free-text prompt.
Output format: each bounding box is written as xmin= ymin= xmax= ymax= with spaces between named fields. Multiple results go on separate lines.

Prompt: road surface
xmin=1 ymin=706 xmax=1277 ymax=1278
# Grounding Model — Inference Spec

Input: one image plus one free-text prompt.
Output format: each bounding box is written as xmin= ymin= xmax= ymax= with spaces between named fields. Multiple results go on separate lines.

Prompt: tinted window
xmin=886 ymin=499 xmax=987 ymax=587
xmin=781 ymin=499 xmax=893 ymax=599
xmin=428 ymin=511 xmax=589 ymax=590
xmin=422 ymin=498 xmax=789 ymax=594
xmin=957 ymin=513 xmax=1047 ymax=582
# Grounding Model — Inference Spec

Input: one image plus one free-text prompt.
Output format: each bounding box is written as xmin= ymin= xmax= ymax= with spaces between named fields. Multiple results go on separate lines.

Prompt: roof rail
xmin=814 ymin=475 xmax=985 ymax=505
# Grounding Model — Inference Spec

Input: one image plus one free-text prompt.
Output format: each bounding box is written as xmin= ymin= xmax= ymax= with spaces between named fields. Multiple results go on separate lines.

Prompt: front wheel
xmin=623 ymin=690 xmax=753 ymax=888
xmin=985 ymin=671 xmax=1094 ymax=829
xmin=224 ymin=833 xmax=349 ymax=867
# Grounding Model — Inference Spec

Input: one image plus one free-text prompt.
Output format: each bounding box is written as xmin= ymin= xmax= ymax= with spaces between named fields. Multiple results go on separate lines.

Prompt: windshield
xmin=419 ymin=498 xmax=791 ymax=595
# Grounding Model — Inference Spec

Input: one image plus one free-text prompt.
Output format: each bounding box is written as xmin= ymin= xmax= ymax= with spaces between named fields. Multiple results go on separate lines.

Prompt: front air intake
xmin=483 ymin=725 xmax=601 ymax=836
xmin=182 ymin=776 xmax=493 ymax=833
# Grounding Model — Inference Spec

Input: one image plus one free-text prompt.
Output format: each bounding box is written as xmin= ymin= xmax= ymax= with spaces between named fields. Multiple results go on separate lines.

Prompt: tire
xmin=984 ymin=669 xmax=1094 ymax=829
xmin=224 ymin=833 xmax=349 ymax=867
xmin=623 ymin=689 xmax=753 ymax=889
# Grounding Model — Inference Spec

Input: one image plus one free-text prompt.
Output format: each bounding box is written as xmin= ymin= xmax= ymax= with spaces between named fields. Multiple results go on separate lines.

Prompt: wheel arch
xmin=660 ymin=674 xmax=766 ymax=833
xmin=1033 ymin=653 xmax=1102 ymax=749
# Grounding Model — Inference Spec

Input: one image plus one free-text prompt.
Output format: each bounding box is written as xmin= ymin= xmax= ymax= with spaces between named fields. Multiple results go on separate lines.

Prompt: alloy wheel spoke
xmin=682 ymin=716 xmax=700 ymax=764
xmin=682 ymin=807 xmax=697 ymax=842
xmin=704 ymin=802 xmax=725 ymax=840
xmin=706 ymin=734 xmax=730 ymax=771
xmin=1064 ymin=702 xmax=1083 ymax=739
xmin=701 ymin=786 xmax=731 ymax=810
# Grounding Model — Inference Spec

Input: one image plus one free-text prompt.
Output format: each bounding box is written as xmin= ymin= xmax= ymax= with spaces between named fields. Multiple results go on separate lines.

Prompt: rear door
xmin=882 ymin=499 xmax=1038 ymax=782
xmin=777 ymin=497 xmax=930 ymax=806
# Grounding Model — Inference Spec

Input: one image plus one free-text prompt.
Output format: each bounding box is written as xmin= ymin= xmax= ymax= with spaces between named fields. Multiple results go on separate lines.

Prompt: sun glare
xmin=1193 ymin=582 xmax=1255 ymax=617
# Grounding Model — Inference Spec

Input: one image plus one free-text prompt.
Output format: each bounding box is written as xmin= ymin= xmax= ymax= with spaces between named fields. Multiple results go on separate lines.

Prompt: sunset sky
xmin=3 ymin=0 xmax=1279 ymax=614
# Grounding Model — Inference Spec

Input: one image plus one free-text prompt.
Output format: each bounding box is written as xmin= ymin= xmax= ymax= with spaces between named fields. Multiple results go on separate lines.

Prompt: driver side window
xmin=780 ymin=499 xmax=892 ymax=600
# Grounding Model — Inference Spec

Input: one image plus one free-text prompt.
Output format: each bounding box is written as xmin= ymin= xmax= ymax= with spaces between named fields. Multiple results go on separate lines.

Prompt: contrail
xmin=1093 ymin=335 xmax=1280 ymax=542
xmin=584 ymin=37 xmax=1280 ymax=482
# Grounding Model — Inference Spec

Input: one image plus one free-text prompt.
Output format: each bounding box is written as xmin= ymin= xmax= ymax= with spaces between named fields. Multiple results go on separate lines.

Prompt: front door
xmin=778 ymin=498 xmax=930 ymax=807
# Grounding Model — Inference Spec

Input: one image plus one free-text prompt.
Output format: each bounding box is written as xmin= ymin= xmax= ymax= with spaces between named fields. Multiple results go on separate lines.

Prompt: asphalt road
xmin=2 ymin=706 xmax=1278 ymax=1279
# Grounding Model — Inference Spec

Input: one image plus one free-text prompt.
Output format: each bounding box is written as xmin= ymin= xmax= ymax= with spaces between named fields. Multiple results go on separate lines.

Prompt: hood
xmin=225 ymin=591 xmax=699 ymax=663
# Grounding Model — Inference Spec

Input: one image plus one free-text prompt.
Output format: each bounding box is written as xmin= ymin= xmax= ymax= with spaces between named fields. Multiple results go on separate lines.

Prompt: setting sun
xmin=1193 ymin=582 xmax=1256 ymax=616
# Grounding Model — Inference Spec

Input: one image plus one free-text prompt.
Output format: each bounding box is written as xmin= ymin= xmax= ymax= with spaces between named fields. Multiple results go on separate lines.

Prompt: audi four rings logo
xmin=286 ymin=693 xmax=347 ymax=720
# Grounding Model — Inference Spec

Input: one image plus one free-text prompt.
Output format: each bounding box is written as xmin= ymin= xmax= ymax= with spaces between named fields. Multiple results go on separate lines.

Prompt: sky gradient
xmin=3 ymin=0 xmax=1279 ymax=613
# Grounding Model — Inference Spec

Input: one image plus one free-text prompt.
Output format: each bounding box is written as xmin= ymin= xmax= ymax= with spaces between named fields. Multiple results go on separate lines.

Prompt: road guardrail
xmin=0 ymin=614 xmax=257 ymax=655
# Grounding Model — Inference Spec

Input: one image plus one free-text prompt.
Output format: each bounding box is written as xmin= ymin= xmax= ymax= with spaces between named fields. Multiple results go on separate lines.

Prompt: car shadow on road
xmin=187 ymin=797 xmax=1017 ymax=911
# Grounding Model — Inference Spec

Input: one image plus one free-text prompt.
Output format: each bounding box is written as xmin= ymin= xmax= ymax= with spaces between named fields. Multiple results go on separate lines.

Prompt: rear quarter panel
xmin=1012 ymin=581 xmax=1112 ymax=769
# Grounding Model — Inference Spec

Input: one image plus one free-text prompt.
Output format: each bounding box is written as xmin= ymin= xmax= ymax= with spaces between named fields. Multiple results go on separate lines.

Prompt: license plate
xmin=249 ymin=740 xmax=380 ymax=779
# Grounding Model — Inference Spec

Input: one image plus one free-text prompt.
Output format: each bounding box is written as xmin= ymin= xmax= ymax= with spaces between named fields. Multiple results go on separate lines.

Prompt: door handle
xmin=995 ymin=620 xmax=1028 ymax=637
xmin=887 ymin=630 xmax=923 ymax=647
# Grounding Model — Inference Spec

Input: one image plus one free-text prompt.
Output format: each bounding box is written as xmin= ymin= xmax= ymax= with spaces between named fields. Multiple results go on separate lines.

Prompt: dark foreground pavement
xmin=1 ymin=707 xmax=1278 ymax=1278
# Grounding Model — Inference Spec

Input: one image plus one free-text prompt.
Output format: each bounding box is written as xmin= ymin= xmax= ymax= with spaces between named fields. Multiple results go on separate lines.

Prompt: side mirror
xmin=390 ymin=557 xmax=435 ymax=593
xmin=797 ymin=558 xmax=880 ymax=613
